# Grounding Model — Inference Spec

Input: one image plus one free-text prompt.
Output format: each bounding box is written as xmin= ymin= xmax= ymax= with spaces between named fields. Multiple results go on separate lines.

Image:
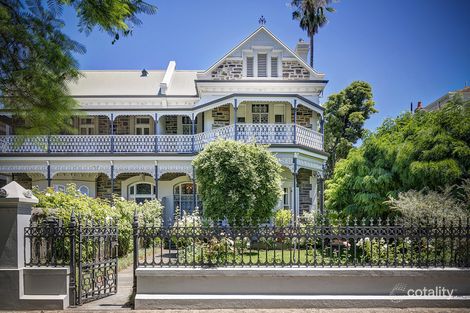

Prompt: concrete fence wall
xmin=135 ymin=267 xmax=470 ymax=309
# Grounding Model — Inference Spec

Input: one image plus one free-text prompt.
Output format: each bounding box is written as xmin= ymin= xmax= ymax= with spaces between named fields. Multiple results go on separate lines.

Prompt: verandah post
xmin=110 ymin=113 xmax=115 ymax=153
xmin=191 ymin=113 xmax=195 ymax=153
xmin=110 ymin=161 xmax=114 ymax=202
xmin=154 ymin=112 xmax=158 ymax=153
xmin=154 ymin=161 xmax=158 ymax=199
xmin=46 ymin=161 xmax=51 ymax=187
xmin=233 ymin=99 xmax=238 ymax=141
xmin=293 ymin=99 xmax=297 ymax=144
xmin=293 ymin=153 xmax=298 ymax=225
xmin=132 ymin=208 xmax=139 ymax=296
xmin=69 ymin=209 xmax=77 ymax=306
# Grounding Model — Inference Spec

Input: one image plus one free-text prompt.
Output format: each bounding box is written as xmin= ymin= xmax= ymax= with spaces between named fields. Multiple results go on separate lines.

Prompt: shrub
xmin=387 ymin=180 xmax=470 ymax=226
xmin=32 ymin=184 xmax=163 ymax=256
xmin=274 ymin=209 xmax=292 ymax=227
xmin=193 ymin=139 xmax=282 ymax=226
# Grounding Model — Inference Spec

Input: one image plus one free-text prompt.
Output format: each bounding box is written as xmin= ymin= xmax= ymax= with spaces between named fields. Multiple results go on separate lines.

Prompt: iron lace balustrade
xmin=135 ymin=218 xmax=470 ymax=268
xmin=1 ymin=124 xmax=324 ymax=154
xmin=236 ymin=123 xmax=295 ymax=145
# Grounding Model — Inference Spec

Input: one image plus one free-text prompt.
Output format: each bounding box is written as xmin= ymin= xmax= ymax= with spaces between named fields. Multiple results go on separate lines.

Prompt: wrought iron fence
xmin=24 ymin=214 xmax=119 ymax=306
xmin=133 ymin=217 xmax=470 ymax=268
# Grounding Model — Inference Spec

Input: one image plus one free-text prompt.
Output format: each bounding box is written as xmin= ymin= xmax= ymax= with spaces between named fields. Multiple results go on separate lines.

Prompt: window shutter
xmin=257 ymin=54 xmax=267 ymax=77
xmin=271 ymin=57 xmax=278 ymax=77
xmin=246 ymin=57 xmax=254 ymax=77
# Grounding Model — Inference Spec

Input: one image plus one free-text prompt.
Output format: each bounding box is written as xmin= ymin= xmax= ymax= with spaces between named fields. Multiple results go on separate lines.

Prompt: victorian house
xmin=0 ymin=26 xmax=328 ymax=222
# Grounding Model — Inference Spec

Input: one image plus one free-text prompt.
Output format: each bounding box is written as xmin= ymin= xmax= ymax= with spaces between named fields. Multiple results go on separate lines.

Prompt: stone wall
xmin=165 ymin=116 xmax=178 ymax=134
xmin=12 ymin=173 xmax=32 ymax=190
xmin=211 ymin=60 xmax=243 ymax=80
xmin=211 ymin=105 xmax=231 ymax=128
xmin=291 ymin=105 xmax=313 ymax=128
xmin=298 ymin=168 xmax=313 ymax=214
xmin=282 ymin=61 xmax=310 ymax=80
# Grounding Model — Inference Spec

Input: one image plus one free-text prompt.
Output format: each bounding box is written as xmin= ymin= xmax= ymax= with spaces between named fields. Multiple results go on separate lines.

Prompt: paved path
xmin=72 ymin=266 xmax=133 ymax=311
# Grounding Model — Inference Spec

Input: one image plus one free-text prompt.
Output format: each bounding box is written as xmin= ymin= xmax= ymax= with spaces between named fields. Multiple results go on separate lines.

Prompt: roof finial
xmin=258 ymin=15 xmax=266 ymax=26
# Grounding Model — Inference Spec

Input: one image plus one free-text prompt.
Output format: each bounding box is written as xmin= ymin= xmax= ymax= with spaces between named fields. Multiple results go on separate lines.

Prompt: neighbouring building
xmin=0 ymin=26 xmax=328 ymax=222
xmin=424 ymin=86 xmax=470 ymax=111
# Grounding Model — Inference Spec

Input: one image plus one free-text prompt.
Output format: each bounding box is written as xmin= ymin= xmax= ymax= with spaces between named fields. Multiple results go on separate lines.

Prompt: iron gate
xmin=24 ymin=215 xmax=119 ymax=306
xmin=73 ymin=220 xmax=119 ymax=305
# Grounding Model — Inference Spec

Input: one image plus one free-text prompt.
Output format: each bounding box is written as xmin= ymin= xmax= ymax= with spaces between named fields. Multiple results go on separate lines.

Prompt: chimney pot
xmin=415 ymin=101 xmax=423 ymax=112
xmin=295 ymin=40 xmax=310 ymax=63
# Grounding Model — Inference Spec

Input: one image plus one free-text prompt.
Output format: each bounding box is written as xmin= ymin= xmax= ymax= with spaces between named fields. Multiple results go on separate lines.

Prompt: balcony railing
xmin=0 ymin=124 xmax=323 ymax=154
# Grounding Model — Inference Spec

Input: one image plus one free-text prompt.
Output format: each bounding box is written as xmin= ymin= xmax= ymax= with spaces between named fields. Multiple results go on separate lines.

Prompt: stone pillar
xmin=0 ymin=182 xmax=36 ymax=308
xmin=0 ymin=181 xmax=37 ymax=269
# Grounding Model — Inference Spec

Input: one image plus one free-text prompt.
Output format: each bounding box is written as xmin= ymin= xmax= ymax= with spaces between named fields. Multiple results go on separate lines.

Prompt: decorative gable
xmin=200 ymin=26 xmax=324 ymax=81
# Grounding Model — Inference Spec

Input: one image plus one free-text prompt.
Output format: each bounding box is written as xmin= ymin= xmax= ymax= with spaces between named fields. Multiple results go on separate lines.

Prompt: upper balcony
xmin=0 ymin=123 xmax=323 ymax=155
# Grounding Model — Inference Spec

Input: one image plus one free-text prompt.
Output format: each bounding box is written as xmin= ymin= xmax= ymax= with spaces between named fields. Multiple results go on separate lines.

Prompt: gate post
xmin=132 ymin=209 xmax=139 ymax=296
xmin=69 ymin=210 xmax=77 ymax=306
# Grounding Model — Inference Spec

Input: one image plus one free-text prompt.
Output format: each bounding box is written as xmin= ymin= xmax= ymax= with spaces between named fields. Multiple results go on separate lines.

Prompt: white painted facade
xmin=0 ymin=26 xmax=328 ymax=221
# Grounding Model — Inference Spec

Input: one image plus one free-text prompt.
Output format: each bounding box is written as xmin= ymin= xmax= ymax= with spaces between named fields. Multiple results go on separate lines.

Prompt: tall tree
xmin=0 ymin=0 xmax=156 ymax=135
xmin=323 ymin=81 xmax=377 ymax=178
xmin=326 ymin=96 xmax=470 ymax=218
xmin=291 ymin=0 xmax=335 ymax=67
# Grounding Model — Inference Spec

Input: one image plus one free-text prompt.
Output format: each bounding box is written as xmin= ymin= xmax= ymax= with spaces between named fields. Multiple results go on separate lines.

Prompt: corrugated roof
xmin=68 ymin=70 xmax=198 ymax=96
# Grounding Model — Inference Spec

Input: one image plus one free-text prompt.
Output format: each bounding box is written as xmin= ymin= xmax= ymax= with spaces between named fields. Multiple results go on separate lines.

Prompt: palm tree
xmin=291 ymin=0 xmax=335 ymax=68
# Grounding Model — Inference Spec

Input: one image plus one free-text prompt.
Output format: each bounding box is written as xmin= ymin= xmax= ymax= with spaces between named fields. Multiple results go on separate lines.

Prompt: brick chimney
xmin=295 ymin=39 xmax=309 ymax=63
xmin=415 ymin=101 xmax=423 ymax=112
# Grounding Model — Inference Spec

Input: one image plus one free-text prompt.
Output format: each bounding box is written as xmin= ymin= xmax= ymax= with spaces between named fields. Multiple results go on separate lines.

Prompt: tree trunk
xmin=310 ymin=34 xmax=314 ymax=67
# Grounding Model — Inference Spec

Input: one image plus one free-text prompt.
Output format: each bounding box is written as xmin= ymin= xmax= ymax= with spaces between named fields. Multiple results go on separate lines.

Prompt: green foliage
xmin=326 ymin=96 xmax=470 ymax=218
xmin=387 ymin=180 xmax=470 ymax=225
xmin=274 ymin=209 xmax=292 ymax=227
xmin=324 ymin=81 xmax=378 ymax=178
xmin=32 ymin=184 xmax=162 ymax=256
xmin=193 ymin=139 xmax=283 ymax=226
xmin=0 ymin=0 xmax=156 ymax=135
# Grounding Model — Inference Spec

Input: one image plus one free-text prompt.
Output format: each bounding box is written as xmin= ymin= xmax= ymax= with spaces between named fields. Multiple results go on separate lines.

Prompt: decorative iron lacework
xmin=0 ymin=123 xmax=324 ymax=154
xmin=114 ymin=165 xmax=155 ymax=178
xmin=157 ymin=163 xmax=193 ymax=178
xmin=50 ymin=164 xmax=111 ymax=177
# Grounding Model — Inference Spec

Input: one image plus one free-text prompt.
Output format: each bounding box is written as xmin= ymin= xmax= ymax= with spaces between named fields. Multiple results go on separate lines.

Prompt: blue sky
xmin=62 ymin=0 xmax=470 ymax=131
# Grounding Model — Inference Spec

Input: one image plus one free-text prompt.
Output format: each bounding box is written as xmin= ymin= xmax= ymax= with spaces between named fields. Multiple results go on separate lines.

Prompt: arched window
xmin=173 ymin=182 xmax=195 ymax=196
xmin=78 ymin=185 xmax=90 ymax=196
xmin=173 ymin=182 xmax=200 ymax=214
xmin=128 ymin=182 xmax=155 ymax=204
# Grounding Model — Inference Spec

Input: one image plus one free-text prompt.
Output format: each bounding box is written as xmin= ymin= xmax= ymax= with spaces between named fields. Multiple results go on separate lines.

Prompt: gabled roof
xmin=203 ymin=26 xmax=324 ymax=78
